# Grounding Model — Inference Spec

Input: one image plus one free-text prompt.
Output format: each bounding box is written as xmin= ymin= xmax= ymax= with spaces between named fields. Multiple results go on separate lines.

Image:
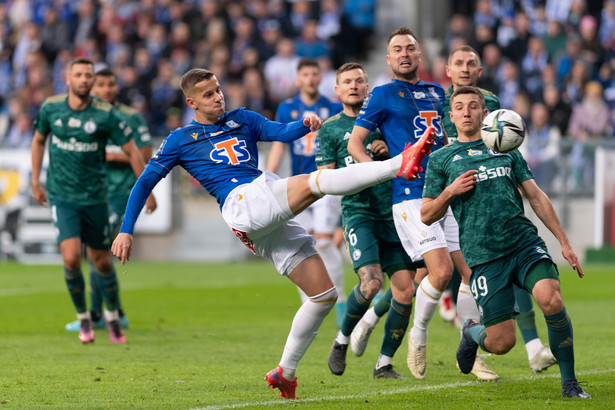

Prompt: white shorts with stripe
xmin=392 ymin=198 xmax=460 ymax=262
xmin=221 ymin=172 xmax=317 ymax=276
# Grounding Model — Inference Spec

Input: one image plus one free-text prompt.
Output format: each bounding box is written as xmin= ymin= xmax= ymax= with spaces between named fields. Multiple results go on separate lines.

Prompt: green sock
xmin=466 ymin=323 xmax=488 ymax=350
xmin=89 ymin=260 xmax=103 ymax=316
xmin=374 ymin=287 xmax=392 ymax=317
xmin=545 ymin=307 xmax=576 ymax=385
xmin=340 ymin=285 xmax=371 ymax=337
xmin=64 ymin=267 xmax=86 ymax=313
xmin=380 ymin=298 xmax=412 ymax=357
xmin=97 ymin=265 xmax=120 ymax=312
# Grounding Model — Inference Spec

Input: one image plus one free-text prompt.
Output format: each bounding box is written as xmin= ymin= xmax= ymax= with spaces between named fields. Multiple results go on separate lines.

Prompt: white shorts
xmin=392 ymin=198 xmax=460 ymax=262
xmin=293 ymin=194 xmax=342 ymax=235
xmin=221 ymin=172 xmax=317 ymax=276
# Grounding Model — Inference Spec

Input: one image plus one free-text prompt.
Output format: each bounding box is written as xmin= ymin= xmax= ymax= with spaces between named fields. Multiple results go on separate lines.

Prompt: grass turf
xmin=0 ymin=261 xmax=612 ymax=408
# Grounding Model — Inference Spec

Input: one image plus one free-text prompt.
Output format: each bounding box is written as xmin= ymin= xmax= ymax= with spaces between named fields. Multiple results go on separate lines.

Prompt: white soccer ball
xmin=480 ymin=109 xmax=526 ymax=153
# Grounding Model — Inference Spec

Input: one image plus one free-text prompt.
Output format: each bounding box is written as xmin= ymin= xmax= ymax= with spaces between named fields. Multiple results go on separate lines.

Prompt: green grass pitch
xmin=0 ymin=261 xmax=613 ymax=408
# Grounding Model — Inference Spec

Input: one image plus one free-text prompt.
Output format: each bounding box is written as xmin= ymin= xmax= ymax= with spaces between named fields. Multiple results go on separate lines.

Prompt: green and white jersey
xmin=106 ymin=103 xmax=152 ymax=200
xmin=423 ymin=139 xmax=537 ymax=268
xmin=35 ymin=94 xmax=131 ymax=205
xmin=443 ymin=86 xmax=500 ymax=141
xmin=315 ymin=112 xmax=393 ymax=224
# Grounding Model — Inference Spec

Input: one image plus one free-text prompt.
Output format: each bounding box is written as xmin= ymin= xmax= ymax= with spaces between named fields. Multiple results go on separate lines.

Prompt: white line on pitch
xmin=193 ymin=368 xmax=613 ymax=410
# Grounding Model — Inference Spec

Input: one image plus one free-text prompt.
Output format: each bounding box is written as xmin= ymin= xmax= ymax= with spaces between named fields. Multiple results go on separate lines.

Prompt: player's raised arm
xmin=347 ymin=125 xmax=373 ymax=163
xmin=421 ymin=170 xmax=477 ymax=225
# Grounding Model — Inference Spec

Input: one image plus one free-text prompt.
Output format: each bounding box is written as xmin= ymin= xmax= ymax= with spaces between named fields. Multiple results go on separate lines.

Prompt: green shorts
xmin=343 ymin=218 xmax=423 ymax=278
xmin=49 ymin=198 xmax=111 ymax=250
xmin=108 ymin=194 xmax=129 ymax=235
xmin=470 ymin=235 xmax=558 ymax=326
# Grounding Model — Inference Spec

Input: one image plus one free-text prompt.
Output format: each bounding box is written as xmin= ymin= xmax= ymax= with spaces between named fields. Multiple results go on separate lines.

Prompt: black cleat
xmin=328 ymin=341 xmax=348 ymax=375
xmin=457 ymin=319 xmax=479 ymax=374
xmin=373 ymin=365 xmax=405 ymax=379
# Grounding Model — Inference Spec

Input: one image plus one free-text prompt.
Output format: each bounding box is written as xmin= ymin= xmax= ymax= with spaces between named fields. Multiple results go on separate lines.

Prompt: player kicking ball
xmin=111 ymin=68 xmax=435 ymax=399
xmin=421 ymin=86 xmax=590 ymax=399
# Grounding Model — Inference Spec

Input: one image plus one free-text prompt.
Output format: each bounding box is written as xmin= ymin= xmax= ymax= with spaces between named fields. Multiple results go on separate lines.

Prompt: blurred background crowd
xmin=0 ymin=0 xmax=614 ymax=193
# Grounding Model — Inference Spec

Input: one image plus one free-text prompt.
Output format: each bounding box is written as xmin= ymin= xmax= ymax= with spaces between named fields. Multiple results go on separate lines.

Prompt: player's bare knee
xmin=489 ymin=333 xmax=516 ymax=354
xmin=537 ymin=292 xmax=564 ymax=316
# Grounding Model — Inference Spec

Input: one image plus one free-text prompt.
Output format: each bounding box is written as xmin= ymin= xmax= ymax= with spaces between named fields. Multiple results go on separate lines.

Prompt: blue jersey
xmin=355 ymin=79 xmax=446 ymax=204
xmin=144 ymin=108 xmax=309 ymax=208
xmin=276 ymin=95 xmax=342 ymax=175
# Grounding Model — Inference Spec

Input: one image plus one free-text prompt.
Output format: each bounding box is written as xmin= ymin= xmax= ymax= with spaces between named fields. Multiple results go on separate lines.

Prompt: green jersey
xmin=35 ymin=94 xmax=131 ymax=205
xmin=106 ymin=104 xmax=152 ymax=200
xmin=315 ymin=112 xmax=393 ymax=224
xmin=443 ymin=86 xmax=500 ymax=141
xmin=423 ymin=139 xmax=537 ymax=268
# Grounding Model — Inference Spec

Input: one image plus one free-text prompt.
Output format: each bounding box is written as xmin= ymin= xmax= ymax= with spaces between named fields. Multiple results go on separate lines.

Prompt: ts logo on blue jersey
xmin=210 ymin=138 xmax=251 ymax=164
xmin=413 ymin=111 xmax=443 ymax=138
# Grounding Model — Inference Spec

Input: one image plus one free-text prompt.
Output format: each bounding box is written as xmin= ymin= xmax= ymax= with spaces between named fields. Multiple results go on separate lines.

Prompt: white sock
xmin=376 ymin=354 xmax=393 ymax=369
xmin=335 ymin=329 xmax=350 ymax=345
xmin=77 ymin=311 xmax=91 ymax=321
xmin=410 ymin=276 xmax=442 ymax=345
xmin=297 ymin=287 xmax=309 ymax=304
xmin=526 ymin=338 xmax=543 ymax=360
xmin=308 ymin=161 xmax=397 ymax=197
xmin=103 ymin=309 xmax=119 ymax=322
xmin=280 ymin=287 xmax=337 ymax=373
xmin=457 ymin=283 xmax=479 ymax=327
xmin=316 ymin=238 xmax=346 ymax=302
xmin=362 ymin=307 xmax=380 ymax=326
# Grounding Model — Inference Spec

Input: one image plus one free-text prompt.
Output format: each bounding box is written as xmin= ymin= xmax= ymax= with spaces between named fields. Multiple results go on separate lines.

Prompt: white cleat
xmin=457 ymin=355 xmax=499 ymax=381
xmin=530 ymin=345 xmax=557 ymax=373
xmin=406 ymin=333 xmax=426 ymax=379
xmin=350 ymin=317 xmax=375 ymax=357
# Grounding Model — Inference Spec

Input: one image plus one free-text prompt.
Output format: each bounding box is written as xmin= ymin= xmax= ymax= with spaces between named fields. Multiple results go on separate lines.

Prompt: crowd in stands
xmin=0 ymin=0 xmax=613 ymax=191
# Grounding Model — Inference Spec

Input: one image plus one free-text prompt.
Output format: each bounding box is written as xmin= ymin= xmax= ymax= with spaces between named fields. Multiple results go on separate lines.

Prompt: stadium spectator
xmin=264 ymin=37 xmax=300 ymax=104
xmin=296 ymin=19 xmax=332 ymax=60
xmin=543 ymin=83 xmax=573 ymax=135
xmin=519 ymin=102 xmax=562 ymax=191
xmin=543 ymin=19 xmax=568 ymax=61
xmin=343 ymin=0 xmax=376 ymax=60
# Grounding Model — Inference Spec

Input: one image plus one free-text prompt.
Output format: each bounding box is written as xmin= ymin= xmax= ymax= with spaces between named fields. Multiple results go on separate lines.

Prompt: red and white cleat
xmin=265 ymin=365 xmax=298 ymax=399
xmin=397 ymin=126 xmax=437 ymax=181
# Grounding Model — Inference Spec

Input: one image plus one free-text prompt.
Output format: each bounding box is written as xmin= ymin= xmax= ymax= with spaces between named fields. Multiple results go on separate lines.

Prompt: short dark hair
xmin=69 ymin=57 xmax=94 ymax=70
xmin=448 ymin=45 xmax=482 ymax=65
xmin=180 ymin=68 xmax=215 ymax=96
xmin=95 ymin=67 xmax=117 ymax=79
xmin=335 ymin=62 xmax=366 ymax=84
xmin=297 ymin=58 xmax=319 ymax=72
xmin=387 ymin=27 xmax=418 ymax=47
xmin=451 ymin=85 xmax=486 ymax=109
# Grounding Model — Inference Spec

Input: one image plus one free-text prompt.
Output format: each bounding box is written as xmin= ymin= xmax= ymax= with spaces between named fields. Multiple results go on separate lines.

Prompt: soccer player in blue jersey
xmin=111 ymin=68 xmax=433 ymax=399
xmin=347 ymin=27 xmax=497 ymax=380
xmin=267 ymin=58 xmax=346 ymax=325
xmin=422 ymin=85 xmax=590 ymax=399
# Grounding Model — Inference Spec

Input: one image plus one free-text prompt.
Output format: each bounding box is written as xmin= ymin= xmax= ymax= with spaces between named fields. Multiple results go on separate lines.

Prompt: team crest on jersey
xmin=68 ymin=117 xmax=82 ymax=128
xmin=352 ymin=249 xmax=362 ymax=261
xmin=225 ymin=120 xmax=239 ymax=129
xmin=53 ymin=118 xmax=63 ymax=127
xmin=83 ymin=120 xmax=97 ymax=134
xmin=487 ymin=148 xmax=502 ymax=156
xmin=413 ymin=91 xmax=425 ymax=99
xmin=468 ymin=149 xmax=482 ymax=156
xmin=210 ymin=137 xmax=251 ymax=165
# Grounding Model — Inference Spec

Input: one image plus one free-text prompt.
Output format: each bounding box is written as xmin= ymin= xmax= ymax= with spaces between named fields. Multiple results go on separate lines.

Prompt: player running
xmin=422 ymin=85 xmax=590 ymax=399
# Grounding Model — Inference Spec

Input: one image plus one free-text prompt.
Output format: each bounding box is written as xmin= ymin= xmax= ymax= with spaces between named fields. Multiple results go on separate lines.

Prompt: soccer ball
xmin=480 ymin=109 xmax=526 ymax=153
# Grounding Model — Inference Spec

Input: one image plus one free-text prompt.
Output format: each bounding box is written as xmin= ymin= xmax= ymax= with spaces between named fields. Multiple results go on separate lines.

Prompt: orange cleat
xmin=397 ymin=126 xmax=437 ymax=180
xmin=265 ymin=366 xmax=298 ymax=399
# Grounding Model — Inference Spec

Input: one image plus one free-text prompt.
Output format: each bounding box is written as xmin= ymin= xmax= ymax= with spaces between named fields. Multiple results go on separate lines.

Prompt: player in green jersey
xmin=31 ymin=58 xmax=156 ymax=344
xmin=317 ymin=62 xmax=422 ymax=379
xmin=440 ymin=45 xmax=556 ymax=375
xmin=422 ymin=86 xmax=590 ymax=399
xmin=64 ymin=68 xmax=155 ymax=333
